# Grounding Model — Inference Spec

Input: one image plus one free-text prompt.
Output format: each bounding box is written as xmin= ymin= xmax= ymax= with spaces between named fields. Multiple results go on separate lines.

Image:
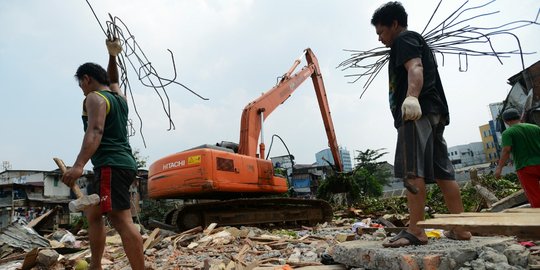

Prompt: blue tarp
xmin=292 ymin=178 xmax=310 ymax=188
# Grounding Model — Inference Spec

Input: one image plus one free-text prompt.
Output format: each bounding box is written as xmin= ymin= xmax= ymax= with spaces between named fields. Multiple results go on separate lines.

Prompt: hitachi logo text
xmin=163 ymin=160 xmax=185 ymax=170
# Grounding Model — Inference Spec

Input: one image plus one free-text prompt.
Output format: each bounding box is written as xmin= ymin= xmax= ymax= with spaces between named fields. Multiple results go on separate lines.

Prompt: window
xmin=489 ymin=153 xmax=492 ymax=159
xmin=54 ymin=178 xmax=59 ymax=187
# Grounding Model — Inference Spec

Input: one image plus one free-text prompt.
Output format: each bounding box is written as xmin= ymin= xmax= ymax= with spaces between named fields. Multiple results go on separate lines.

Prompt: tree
xmin=317 ymin=148 xmax=392 ymax=205
xmin=351 ymin=148 xmax=392 ymax=197
xmin=132 ymin=148 xmax=149 ymax=169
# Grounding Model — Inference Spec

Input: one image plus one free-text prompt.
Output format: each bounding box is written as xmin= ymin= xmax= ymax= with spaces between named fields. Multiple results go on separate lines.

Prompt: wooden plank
xmin=143 ymin=228 xmax=160 ymax=251
xmin=27 ymin=209 xmax=54 ymax=228
xmin=434 ymin=210 xmax=540 ymax=218
xmin=418 ymin=213 xmax=540 ymax=239
xmin=434 ymin=212 xmax=533 ymax=218
xmin=203 ymin=223 xmax=218 ymax=235
xmin=21 ymin=248 xmax=39 ymax=270
xmin=503 ymin=208 xmax=540 ymax=213
xmin=488 ymin=190 xmax=527 ymax=212
xmin=0 ymin=252 xmax=26 ymax=264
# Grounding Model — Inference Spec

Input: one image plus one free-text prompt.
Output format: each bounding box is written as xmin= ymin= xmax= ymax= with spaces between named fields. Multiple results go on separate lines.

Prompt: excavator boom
xmin=238 ymin=48 xmax=343 ymax=171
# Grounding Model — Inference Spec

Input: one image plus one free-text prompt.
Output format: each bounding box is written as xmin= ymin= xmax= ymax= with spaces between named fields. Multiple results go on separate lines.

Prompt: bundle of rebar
xmin=338 ymin=0 xmax=540 ymax=98
xmin=85 ymin=0 xmax=209 ymax=147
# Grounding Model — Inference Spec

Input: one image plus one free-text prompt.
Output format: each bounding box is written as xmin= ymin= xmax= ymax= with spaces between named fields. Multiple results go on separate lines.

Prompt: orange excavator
xmin=147 ymin=48 xmax=343 ymax=231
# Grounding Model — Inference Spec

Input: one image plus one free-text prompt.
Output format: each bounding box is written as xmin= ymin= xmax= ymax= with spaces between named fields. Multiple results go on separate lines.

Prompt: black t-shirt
xmin=388 ymin=30 xmax=449 ymax=128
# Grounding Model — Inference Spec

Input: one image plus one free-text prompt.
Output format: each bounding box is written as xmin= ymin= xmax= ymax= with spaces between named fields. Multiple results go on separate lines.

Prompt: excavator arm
xmin=237 ymin=48 xmax=343 ymax=172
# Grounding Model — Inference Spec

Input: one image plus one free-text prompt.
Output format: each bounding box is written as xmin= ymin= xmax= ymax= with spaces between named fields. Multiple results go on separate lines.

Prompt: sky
xmin=0 ymin=0 xmax=538 ymax=171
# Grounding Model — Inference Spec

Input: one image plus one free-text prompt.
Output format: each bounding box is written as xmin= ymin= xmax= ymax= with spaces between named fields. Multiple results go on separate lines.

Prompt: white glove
xmin=401 ymin=96 xmax=422 ymax=121
xmin=106 ymin=38 xmax=122 ymax=56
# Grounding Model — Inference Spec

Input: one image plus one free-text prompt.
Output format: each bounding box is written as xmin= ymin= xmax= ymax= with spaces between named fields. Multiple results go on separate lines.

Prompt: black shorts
xmin=89 ymin=167 xmax=136 ymax=214
xmin=394 ymin=114 xmax=455 ymax=183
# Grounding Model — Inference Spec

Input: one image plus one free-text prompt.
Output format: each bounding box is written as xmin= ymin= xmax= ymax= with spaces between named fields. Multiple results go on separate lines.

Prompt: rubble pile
xmin=0 ymin=219 xmax=358 ymax=270
xmin=0 ymin=213 xmax=539 ymax=269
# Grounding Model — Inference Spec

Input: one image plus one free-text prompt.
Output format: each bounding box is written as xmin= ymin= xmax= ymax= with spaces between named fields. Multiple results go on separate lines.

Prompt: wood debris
xmin=418 ymin=208 xmax=540 ymax=239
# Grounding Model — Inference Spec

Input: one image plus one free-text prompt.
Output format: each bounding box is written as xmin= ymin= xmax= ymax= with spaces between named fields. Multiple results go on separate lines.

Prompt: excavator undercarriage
xmin=163 ymin=198 xmax=333 ymax=231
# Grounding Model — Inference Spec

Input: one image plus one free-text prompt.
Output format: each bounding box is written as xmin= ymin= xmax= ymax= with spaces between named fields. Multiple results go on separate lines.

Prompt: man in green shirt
xmin=495 ymin=108 xmax=540 ymax=208
xmin=62 ymin=38 xmax=144 ymax=269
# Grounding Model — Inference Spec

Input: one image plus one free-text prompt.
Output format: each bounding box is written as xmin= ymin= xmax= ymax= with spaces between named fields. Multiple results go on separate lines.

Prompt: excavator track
xmin=163 ymin=198 xmax=333 ymax=231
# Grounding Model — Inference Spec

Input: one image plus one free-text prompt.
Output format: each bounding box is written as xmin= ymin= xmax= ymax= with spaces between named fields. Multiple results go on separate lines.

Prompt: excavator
xmin=147 ymin=48 xmax=343 ymax=231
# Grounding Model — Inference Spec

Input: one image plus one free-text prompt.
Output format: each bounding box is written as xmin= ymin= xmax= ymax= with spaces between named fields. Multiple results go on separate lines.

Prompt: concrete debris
xmin=0 ymin=213 xmax=539 ymax=269
xmin=332 ymin=235 xmax=539 ymax=270
xmin=36 ymin=248 xmax=59 ymax=267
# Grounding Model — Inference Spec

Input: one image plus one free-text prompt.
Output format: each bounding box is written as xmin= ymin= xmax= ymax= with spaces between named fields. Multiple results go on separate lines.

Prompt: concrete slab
xmin=330 ymin=236 xmax=519 ymax=270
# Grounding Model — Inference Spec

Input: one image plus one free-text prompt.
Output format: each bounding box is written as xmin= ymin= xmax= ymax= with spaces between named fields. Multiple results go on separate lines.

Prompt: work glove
xmin=106 ymin=38 xmax=122 ymax=56
xmin=401 ymin=96 xmax=422 ymax=121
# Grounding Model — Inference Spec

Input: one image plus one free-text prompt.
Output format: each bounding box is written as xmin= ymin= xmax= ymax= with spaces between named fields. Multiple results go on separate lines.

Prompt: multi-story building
xmin=447 ymin=142 xmax=487 ymax=169
xmin=479 ymin=122 xmax=500 ymax=164
xmin=488 ymin=102 xmax=504 ymax=155
xmin=315 ymin=147 xmax=353 ymax=172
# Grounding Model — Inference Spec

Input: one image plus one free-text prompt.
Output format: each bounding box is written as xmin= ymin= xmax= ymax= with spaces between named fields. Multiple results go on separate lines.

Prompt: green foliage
xmin=272 ymin=229 xmax=298 ymax=238
xmin=133 ymin=148 xmax=149 ymax=169
xmin=353 ymin=172 xmax=522 ymax=216
xmin=352 ymin=149 xmax=392 ymax=197
xmin=355 ymin=196 xmax=408 ymax=215
xmin=478 ymin=172 xmax=520 ymax=198
xmin=317 ymin=148 xmax=392 ymax=205
xmin=317 ymin=171 xmax=363 ymax=202
xmin=274 ymin=167 xmax=287 ymax=177
xmin=70 ymin=215 xmax=89 ymax=230
xmin=423 ymin=172 xmax=521 ymax=215
xmin=140 ymin=200 xmax=177 ymax=224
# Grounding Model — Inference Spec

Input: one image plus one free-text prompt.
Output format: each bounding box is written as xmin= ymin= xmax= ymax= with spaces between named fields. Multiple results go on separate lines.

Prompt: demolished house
xmin=500 ymin=60 xmax=540 ymax=130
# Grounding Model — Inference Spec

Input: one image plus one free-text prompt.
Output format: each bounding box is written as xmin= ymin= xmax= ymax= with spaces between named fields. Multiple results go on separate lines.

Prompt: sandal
xmin=382 ymin=230 xmax=428 ymax=248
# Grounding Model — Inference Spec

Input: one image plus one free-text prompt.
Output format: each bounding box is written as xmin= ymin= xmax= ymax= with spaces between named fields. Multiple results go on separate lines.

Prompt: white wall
xmin=43 ymin=174 xmax=70 ymax=197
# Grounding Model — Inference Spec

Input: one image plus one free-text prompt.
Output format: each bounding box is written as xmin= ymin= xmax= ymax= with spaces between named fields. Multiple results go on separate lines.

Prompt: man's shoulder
xmin=393 ymin=31 xmax=425 ymax=50
xmin=505 ymin=123 xmax=540 ymax=133
xmin=397 ymin=30 xmax=423 ymax=40
xmin=521 ymin=122 xmax=540 ymax=128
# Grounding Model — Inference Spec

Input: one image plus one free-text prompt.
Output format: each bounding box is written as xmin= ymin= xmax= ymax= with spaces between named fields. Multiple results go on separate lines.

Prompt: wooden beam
xmin=27 ymin=209 xmax=55 ymax=228
xmin=419 ymin=212 xmax=540 ymax=239
xmin=143 ymin=228 xmax=160 ymax=251
xmin=488 ymin=190 xmax=527 ymax=212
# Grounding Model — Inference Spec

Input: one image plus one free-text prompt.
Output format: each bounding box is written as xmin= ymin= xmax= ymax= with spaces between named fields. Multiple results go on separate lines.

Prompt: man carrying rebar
xmin=369 ymin=1 xmax=471 ymax=247
xmin=62 ymin=37 xmax=145 ymax=269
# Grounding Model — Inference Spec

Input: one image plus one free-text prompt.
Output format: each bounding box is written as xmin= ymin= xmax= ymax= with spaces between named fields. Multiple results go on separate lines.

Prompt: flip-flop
xmin=382 ymin=230 xmax=428 ymax=248
xmin=443 ymin=230 xmax=471 ymax=240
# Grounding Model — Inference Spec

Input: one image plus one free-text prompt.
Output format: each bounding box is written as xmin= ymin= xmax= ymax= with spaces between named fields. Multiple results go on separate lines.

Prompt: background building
xmin=479 ymin=122 xmax=500 ymax=164
xmin=488 ymin=102 xmax=504 ymax=150
xmin=315 ymin=147 xmax=353 ymax=172
xmin=447 ymin=142 xmax=487 ymax=169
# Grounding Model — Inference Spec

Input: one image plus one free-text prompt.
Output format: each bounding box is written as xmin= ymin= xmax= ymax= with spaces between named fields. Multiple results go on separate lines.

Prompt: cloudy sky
xmin=0 ymin=0 xmax=538 ymax=171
